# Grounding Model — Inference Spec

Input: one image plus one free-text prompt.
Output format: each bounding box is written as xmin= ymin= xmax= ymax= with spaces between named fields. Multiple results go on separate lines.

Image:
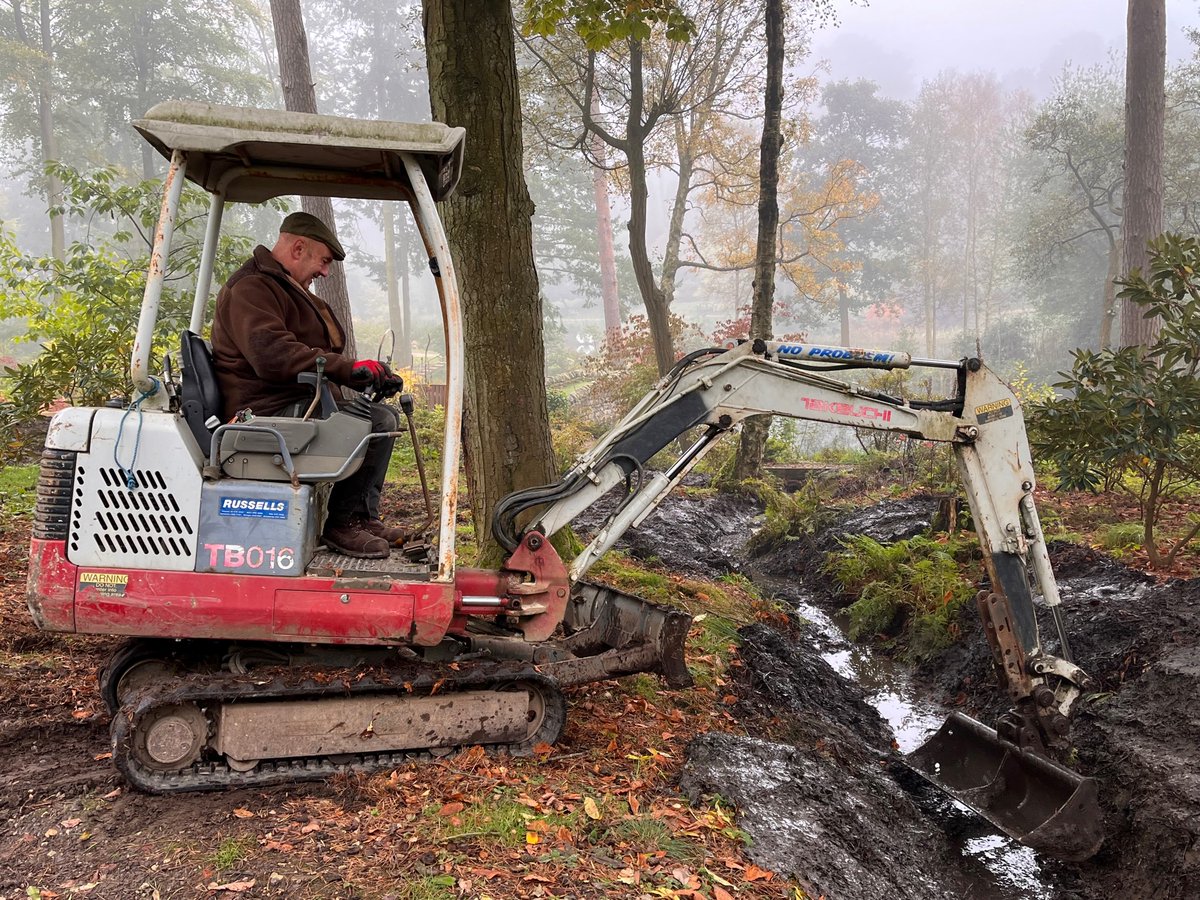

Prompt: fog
xmin=813 ymin=0 xmax=1200 ymax=99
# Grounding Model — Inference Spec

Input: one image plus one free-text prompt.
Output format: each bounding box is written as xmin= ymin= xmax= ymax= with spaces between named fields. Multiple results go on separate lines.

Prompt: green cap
xmin=279 ymin=211 xmax=345 ymax=261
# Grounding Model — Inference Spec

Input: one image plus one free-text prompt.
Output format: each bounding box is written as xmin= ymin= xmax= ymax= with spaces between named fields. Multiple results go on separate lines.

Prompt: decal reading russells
xmin=219 ymin=497 xmax=289 ymax=519
xmin=777 ymin=344 xmax=901 ymax=366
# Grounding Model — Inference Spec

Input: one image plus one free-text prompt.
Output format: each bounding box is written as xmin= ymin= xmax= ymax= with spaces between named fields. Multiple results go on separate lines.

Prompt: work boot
xmin=362 ymin=518 xmax=407 ymax=545
xmin=322 ymin=520 xmax=389 ymax=559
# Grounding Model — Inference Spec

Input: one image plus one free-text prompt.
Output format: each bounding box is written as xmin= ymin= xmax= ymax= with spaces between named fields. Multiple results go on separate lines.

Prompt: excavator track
xmin=111 ymin=660 xmax=565 ymax=794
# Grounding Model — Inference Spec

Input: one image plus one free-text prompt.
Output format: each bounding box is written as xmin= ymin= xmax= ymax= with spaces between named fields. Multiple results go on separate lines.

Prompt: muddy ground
xmin=595 ymin=487 xmax=1200 ymax=899
xmin=2 ymin=485 xmax=1198 ymax=899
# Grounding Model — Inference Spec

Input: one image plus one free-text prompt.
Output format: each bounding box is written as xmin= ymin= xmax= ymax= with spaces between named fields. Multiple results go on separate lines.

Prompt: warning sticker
xmin=975 ymin=398 xmax=1014 ymax=425
xmin=79 ymin=571 xmax=128 ymax=597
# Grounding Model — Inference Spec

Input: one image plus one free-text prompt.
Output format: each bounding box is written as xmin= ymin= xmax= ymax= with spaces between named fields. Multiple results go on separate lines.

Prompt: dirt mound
xmin=572 ymin=480 xmax=764 ymax=579
xmin=679 ymin=732 xmax=977 ymax=900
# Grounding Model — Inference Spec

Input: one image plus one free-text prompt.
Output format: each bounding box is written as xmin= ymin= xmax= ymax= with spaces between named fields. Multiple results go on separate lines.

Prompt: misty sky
xmin=811 ymin=0 xmax=1200 ymax=99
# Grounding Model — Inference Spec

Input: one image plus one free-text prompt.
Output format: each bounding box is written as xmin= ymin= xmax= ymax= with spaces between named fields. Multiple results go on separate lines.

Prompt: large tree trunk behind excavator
xmin=733 ymin=0 xmax=784 ymax=481
xmin=269 ymin=0 xmax=355 ymax=354
xmin=423 ymin=0 xmax=558 ymax=564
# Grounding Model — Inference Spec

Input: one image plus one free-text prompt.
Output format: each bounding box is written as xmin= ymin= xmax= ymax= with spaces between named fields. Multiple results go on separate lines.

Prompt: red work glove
xmin=350 ymin=359 xmax=390 ymax=389
xmin=378 ymin=371 xmax=404 ymax=399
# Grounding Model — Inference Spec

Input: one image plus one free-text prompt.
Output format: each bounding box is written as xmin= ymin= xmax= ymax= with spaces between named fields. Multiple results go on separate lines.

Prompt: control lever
xmin=400 ymin=392 xmax=434 ymax=539
xmin=298 ymin=356 xmax=336 ymax=420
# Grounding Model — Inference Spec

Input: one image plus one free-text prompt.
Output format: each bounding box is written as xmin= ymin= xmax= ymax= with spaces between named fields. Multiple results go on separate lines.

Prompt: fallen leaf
xmin=71 ymin=709 xmax=92 ymax=720
xmin=93 ymin=752 xmax=112 ymax=761
xmin=583 ymin=797 xmax=601 ymax=820
xmin=744 ymin=863 xmax=774 ymax=882
xmin=526 ymin=819 xmax=551 ymax=833
xmin=628 ymin=793 xmax=641 ymax=815
xmin=438 ymin=802 xmax=464 ymax=817
xmin=300 ymin=821 xmax=320 ymax=834
xmin=525 ymin=830 xmax=541 ymax=845
xmin=721 ymin=694 xmax=738 ymax=705
xmin=60 ymin=818 xmax=81 ymax=828
xmin=532 ymin=741 xmax=555 ymax=758
xmin=102 ymin=788 xmax=121 ymax=800
xmin=714 ymin=887 xmax=735 ymax=900
xmin=672 ymin=866 xmax=697 ymax=888
xmin=232 ymin=808 xmax=254 ymax=819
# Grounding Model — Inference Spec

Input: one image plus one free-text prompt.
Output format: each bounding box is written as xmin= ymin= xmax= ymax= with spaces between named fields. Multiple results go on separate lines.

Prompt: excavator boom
xmin=494 ymin=338 xmax=1102 ymax=859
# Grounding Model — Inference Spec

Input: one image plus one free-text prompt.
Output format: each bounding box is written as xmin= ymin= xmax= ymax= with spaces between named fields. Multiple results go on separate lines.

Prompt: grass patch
xmin=211 ymin=834 xmax=256 ymax=871
xmin=606 ymin=816 xmax=695 ymax=860
xmin=1096 ymin=522 xmax=1142 ymax=551
xmin=0 ymin=462 xmax=37 ymax=518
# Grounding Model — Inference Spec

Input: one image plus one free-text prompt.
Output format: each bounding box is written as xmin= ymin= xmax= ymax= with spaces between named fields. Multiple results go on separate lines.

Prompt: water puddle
xmin=759 ymin=575 xmax=1056 ymax=899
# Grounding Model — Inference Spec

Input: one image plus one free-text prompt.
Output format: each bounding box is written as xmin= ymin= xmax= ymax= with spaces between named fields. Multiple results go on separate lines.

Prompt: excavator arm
xmin=495 ymin=339 xmax=1102 ymax=859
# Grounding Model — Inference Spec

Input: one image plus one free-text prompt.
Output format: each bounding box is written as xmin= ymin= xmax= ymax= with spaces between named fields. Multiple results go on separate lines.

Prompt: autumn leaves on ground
xmin=0 ymin=513 xmax=798 ymax=900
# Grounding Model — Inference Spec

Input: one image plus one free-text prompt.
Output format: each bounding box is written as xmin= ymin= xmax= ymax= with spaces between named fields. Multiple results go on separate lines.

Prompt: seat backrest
xmin=180 ymin=330 xmax=223 ymax=452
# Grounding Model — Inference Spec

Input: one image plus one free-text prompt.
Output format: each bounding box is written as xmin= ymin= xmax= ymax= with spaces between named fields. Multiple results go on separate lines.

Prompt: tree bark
xmin=1119 ymin=0 xmax=1165 ymax=348
xmin=268 ymin=0 xmax=355 ymax=354
xmin=382 ymin=200 xmax=403 ymax=364
xmin=423 ymin=0 xmax=557 ymax=563
xmin=13 ymin=0 xmax=65 ymax=259
xmin=589 ymin=94 xmax=621 ymax=340
xmin=622 ymin=42 xmax=675 ymax=376
xmin=732 ymin=0 xmax=783 ymax=482
xmin=1100 ymin=235 xmax=1121 ymax=349
xmin=838 ymin=284 xmax=851 ymax=345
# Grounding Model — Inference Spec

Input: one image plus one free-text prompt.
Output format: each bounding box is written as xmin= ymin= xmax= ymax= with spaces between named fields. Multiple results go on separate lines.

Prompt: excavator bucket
xmin=907 ymin=711 xmax=1104 ymax=861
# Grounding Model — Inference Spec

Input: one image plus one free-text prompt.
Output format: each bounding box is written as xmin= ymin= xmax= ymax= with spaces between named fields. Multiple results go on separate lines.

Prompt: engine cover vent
xmin=71 ymin=464 xmax=199 ymax=571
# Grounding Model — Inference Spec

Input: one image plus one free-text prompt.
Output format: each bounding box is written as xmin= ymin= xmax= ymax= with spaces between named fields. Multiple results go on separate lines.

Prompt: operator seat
xmin=180 ymin=329 xmax=222 ymax=452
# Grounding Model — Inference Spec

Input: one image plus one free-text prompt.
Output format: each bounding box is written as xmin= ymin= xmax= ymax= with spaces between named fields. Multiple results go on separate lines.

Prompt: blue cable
xmin=113 ymin=378 xmax=160 ymax=490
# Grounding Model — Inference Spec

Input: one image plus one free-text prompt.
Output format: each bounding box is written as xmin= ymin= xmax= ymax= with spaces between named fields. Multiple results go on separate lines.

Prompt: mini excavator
xmin=26 ymin=102 xmax=1101 ymax=861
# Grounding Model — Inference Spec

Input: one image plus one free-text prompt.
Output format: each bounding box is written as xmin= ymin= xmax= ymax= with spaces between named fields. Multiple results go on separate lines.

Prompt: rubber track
xmin=111 ymin=659 xmax=565 ymax=794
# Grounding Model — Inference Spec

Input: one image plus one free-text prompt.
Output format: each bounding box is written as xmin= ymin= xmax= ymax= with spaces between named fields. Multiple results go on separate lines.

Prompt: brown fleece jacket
xmin=211 ymin=246 xmax=359 ymax=419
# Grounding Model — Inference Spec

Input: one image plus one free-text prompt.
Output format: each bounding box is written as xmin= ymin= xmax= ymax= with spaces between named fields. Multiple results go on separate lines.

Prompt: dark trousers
xmin=271 ymin=398 xmax=399 ymax=525
xmin=327 ymin=402 xmax=399 ymax=524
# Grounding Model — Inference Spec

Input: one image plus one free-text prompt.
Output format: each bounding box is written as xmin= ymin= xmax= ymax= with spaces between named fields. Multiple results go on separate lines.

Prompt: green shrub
xmin=1028 ymin=233 xmax=1200 ymax=569
xmin=825 ymin=533 xmax=976 ymax=661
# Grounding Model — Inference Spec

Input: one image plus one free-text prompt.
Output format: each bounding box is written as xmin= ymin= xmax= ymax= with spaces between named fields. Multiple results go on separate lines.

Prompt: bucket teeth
xmin=906 ymin=711 xmax=1104 ymax=861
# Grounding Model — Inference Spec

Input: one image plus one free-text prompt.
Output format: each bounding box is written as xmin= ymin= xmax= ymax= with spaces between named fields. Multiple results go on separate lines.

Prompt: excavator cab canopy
xmin=134 ymin=101 xmax=466 ymax=203
xmin=129 ymin=101 xmax=467 ymax=583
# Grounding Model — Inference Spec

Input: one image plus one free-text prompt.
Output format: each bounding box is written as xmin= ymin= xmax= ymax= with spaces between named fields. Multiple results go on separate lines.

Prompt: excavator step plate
xmin=907 ymin=711 xmax=1103 ymax=860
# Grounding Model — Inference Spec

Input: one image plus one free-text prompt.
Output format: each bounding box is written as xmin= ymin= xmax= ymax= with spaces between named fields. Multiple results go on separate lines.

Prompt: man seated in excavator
xmin=211 ymin=211 xmax=406 ymax=559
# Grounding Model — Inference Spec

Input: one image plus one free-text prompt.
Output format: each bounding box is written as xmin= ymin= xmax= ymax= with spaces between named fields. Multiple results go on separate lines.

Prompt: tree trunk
xmin=1119 ymin=0 xmax=1166 ymax=348
xmin=590 ymin=94 xmax=621 ymax=340
xmin=838 ymin=284 xmax=851 ymax=345
xmin=658 ymin=122 xmax=693 ymax=322
xmin=268 ymin=0 xmax=355 ymax=354
xmin=732 ymin=0 xmax=783 ymax=483
xmin=399 ymin=213 xmax=413 ymax=369
xmin=626 ymin=134 xmax=674 ymax=375
xmin=423 ymin=0 xmax=557 ymax=563
xmin=13 ymin=0 xmax=65 ymax=259
xmin=382 ymin=200 xmax=403 ymax=364
xmin=1100 ymin=235 xmax=1121 ymax=349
